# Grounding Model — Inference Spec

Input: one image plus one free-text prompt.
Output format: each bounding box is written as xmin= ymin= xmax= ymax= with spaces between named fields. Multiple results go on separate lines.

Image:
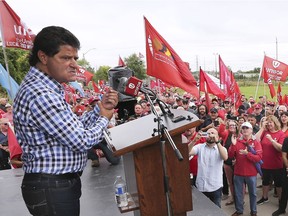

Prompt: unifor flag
xmin=76 ymin=66 xmax=94 ymax=84
xmin=262 ymin=56 xmax=288 ymax=81
xmin=118 ymin=56 xmax=126 ymax=67
xmin=144 ymin=17 xmax=199 ymax=98
xmin=199 ymin=68 xmax=225 ymax=100
xmin=0 ymin=0 xmax=35 ymax=50
xmin=261 ymin=56 xmax=276 ymax=98
xmin=277 ymin=82 xmax=283 ymax=105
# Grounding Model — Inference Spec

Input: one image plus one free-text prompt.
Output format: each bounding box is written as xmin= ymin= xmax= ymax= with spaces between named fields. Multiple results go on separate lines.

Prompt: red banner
xmin=76 ymin=66 xmax=93 ymax=84
xmin=277 ymin=82 xmax=283 ymax=105
xmin=0 ymin=0 xmax=35 ymax=50
xmin=144 ymin=17 xmax=199 ymax=98
xmin=199 ymin=68 xmax=225 ymax=100
xmin=118 ymin=56 xmax=126 ymax=66
xmin=218 ymin=56 xmax=242 ymax=108
xmin=261 ymin=57 xmax=276 ymax=98
xmin=262 ymin=56 xmax=288 ymax=81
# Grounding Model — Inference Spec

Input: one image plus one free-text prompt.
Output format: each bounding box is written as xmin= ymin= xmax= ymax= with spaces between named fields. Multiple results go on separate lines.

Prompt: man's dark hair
xmin=29 ymin=26 xmax=81 ymax=66
xmin=247 ymin=114 xmax=256 ymax=119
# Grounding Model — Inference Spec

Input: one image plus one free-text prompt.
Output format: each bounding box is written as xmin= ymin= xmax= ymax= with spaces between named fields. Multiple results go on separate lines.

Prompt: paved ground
xmin=221 ymin=176 xmax=288 ymax=216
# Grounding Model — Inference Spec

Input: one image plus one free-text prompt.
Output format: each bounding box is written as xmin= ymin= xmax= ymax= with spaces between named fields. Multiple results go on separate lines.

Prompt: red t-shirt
xmin=261 ymin=130 xmax=286 ymax=169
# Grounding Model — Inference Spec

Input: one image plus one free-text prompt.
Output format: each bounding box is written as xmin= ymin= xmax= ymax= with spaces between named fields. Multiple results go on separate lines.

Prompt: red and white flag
xmin=261 ymin=56 xmax=276 ymax=98
xmin=144 ymin=17 xmax=199 ymax=98
xmin=118 ymin=56 xmax=126 ymax=67
xmin=76 ymin=66 xmax=94 ymax=84
xmin=199 ymin=68 xmax=225 ymax=100
xmin=0 ymin=0 xmax=35 ymax=50
xmin=262 ymin=56 xmax=288 ymax=81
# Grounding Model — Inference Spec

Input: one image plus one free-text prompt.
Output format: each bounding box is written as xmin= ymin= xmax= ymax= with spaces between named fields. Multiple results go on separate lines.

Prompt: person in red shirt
xmin=182 ymin=127 xmax=205 ymax=186
xmin=229 ymin=122 xmax=262 ymax=216
xmin=256 ymin=115 xmax=286 ymax=205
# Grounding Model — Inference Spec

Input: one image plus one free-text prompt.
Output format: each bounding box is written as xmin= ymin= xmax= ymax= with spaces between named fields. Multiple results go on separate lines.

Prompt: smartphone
xmin=201 ymin=132 xmax=208 ymax=138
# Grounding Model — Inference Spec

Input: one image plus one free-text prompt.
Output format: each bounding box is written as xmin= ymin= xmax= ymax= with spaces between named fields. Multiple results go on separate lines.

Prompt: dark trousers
xmin=21 ymin=173 xmax=82 ymax=216
xmin=203 ymin=187 xmax=223 ymax=208
xmin=222 ymin=167 xmax=229 ymax=195
xmin=279 ymin=175 xmax=288 ymax=211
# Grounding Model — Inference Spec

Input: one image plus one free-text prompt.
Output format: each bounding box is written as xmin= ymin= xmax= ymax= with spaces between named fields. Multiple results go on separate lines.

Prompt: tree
xmin=94 ymin=65 xmax=110 ymax=82
xmin=124 ymin=53 xmax=147 ymax=79
xmin=77 ymin=58 xmax=95 ymax=73
xmin=0 ymin=47 xmax=30 ymax=83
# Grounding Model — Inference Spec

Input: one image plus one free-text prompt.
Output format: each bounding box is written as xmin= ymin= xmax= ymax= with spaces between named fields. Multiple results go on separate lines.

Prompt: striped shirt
xmin=13 ymin=67 xmax=109 ymax=174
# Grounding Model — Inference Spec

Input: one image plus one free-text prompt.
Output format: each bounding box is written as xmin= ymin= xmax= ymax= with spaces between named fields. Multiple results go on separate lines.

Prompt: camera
xmin=214 ymin=120 xmax=219 ymax=127
xmin=200 ymin=132 xmax=208 ymax=138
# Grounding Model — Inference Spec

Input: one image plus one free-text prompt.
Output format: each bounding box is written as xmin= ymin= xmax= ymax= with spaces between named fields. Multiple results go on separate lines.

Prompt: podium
xmin=110 ymin=109 xmax=202 ymax=216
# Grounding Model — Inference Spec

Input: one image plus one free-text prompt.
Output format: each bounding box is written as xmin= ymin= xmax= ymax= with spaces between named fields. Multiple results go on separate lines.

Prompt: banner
xmin=262 ymin=56 xmax=288 ymax=81
xmin=144 ymin=17 xmax=199 ymax=98
xmin=118 ymin=56 xmax=126 ymax=66
xmin=0 ymin=0 xmax=35 ymax=50
xmin=199 ymin=68 xmax=225 ymax=100
xmin=76 ymin=66 xmax=94 ymax=84
xmin=261 ymin=56 xmax=276 ymax=98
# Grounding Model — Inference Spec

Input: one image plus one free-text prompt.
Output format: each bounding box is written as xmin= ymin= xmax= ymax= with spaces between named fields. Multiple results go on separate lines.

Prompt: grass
xmin=239 ymin=83 xmax=288 ymax=101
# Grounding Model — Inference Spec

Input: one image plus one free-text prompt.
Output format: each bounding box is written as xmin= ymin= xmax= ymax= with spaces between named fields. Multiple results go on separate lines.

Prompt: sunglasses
xmin=242 ymin=126 xmax=250 ymax=129
xmin=224 ymin=101 xmax=230 ymax=104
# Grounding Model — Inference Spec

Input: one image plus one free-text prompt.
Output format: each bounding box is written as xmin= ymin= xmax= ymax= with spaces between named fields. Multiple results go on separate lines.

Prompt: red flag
xmin=262 ymin=56 xmax=288 ymax=81
xmin=150 ymin=80 xmax=157 ymax=89
xmin=199 ymin=68 xmax=225 ymax=100
xmin=277 ymin=82 xmax=283 ymax=105
xmin=144 ymin=17 xmax=199 ymax=98
xmin=7 ymin=127 xmax=22 ymax=168
xmin=76 ymin=66 xmax=94 ymax=84
xmin=261 ymin=56 xmax=276 ymax=98
xmin=0 ymin=0 xmax=35 ymax=50
xmin=118 ymin=56 xmax=126 ymax=66
xmin=92 ymin=81 xmax=100 ymax=93
xmin=284 ymin=94 xmax=288 ymax=106
xmin=218 ymin=56 xmax=242 ymax=108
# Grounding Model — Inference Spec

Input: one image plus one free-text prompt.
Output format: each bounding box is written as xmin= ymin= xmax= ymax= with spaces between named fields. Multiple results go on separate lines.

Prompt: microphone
xmin=117 ymin=76 xmax=153 ymax=97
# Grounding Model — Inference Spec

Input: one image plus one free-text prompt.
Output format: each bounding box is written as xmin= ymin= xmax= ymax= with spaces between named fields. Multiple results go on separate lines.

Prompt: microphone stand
xmin=143 ymin=89 xmax=183 ymax=216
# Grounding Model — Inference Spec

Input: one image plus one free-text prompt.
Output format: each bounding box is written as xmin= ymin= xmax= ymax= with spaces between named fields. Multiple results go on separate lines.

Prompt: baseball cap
xmin=88 ymin=97 xmax=100 ymax=105
xmin=241 ymin=122 xmax=252 ymax=129
xmin=210 ymin=107 xmax=218 ymax=113
xmin=254 ymin=103 xmax=262 ymax=109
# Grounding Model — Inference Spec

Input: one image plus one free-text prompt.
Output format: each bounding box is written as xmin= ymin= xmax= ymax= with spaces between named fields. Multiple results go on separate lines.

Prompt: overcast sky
xmin=6 ymin=0 xmax=288 ymax=72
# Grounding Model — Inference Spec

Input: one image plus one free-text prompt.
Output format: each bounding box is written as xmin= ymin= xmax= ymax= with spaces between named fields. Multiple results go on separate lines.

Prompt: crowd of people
xmin=0 ymin=25 xmax=288 ymax=216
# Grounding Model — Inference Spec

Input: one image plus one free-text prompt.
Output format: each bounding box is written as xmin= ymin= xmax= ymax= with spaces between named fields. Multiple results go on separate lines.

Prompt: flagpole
xmin=0 ymin=18 xmax=13 ymax=101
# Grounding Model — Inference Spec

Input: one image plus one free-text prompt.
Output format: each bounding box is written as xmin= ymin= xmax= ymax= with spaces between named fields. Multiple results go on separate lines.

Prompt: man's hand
xmin=101 ymin=87 xmax=118 ymax=110
xmin=98 ymin=101 xmax=115 ymax=120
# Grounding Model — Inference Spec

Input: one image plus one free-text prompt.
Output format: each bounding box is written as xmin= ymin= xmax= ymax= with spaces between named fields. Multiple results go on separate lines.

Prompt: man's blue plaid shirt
xmin=13 ymin=67 xmax=109 ymax=174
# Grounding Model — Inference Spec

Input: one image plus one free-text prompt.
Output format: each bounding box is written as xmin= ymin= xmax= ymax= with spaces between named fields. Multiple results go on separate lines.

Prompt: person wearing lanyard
xmin=13 ymin=26 xmax=118 ymax=216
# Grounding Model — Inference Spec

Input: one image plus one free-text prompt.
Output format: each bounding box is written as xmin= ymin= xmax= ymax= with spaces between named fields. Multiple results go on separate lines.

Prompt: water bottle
xmin=114 ymin=176 xmax=128 ymax=207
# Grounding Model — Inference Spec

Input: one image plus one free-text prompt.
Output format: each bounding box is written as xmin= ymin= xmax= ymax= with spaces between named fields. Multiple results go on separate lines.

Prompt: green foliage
xmin=94 ymin=65 xmax=111 ymax=82
xmin=124 ymin=53 xmax=147 ymax=79
xmin=0 ymin=47 xmax=30 ymax=83
xmin=77 ymin=58 xmax=95 ymax=73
